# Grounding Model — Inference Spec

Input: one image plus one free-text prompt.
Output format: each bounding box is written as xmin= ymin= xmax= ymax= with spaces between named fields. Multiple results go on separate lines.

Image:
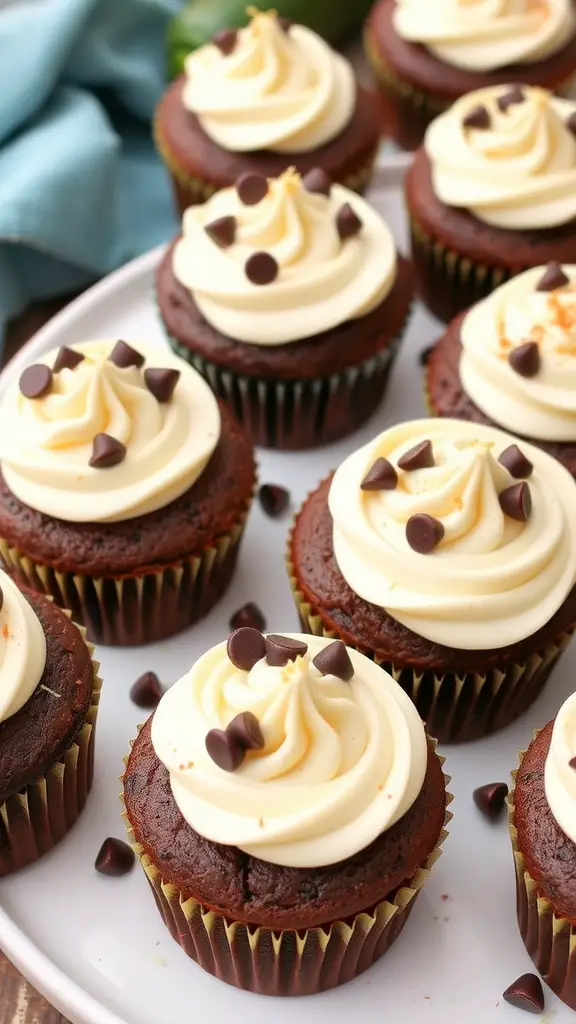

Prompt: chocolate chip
xmin=360 ymin=458 xmax=398 ymax=491
xmin=19 ymin=364 xmax=52 ymax=399
xmin=53 ymin=346 xmax=85 ymax=373
xmin=230 ymin=602 xmax=266 ymax=632
xmin=95 ymin=837 xmax=135 ymax=877
xmin=536 ymin=260 xmax=569 ymax=292
xmin=265 ymin=634 xmax=308 ymax=667
xmin=498 ymin=445 xmax=533 ymax=479
xmin=497 ymin=86 xmax=525 ymax=113
xmin=473 ymin=782 xmax=508 ymax=821
xmin=213 ymin=28 xmax=237 ymax=55
xmin=277 ymin=15 xmax=292 ymax=31
xmin=227 ymin=626 xmax=266 ymax=671
xmin=419 ymin=345 xmax=433 ymax=366
xmin=89 ymin=433 xmax=127 ymax=469
xmin=567 ymin=112 xmax=576 ymax=137
xmin=228 ymin=711 xmax=264 ymax=751
xmin=245 ymin=251 xmax=278 ymax=285
xmin=144 ymin=368 xmax=180 ymax=403
xmin=130 ymin=671 xmax=162 ymax=709
xmin=259 ymin=483 xmax=289 ymax=517
xmin=205 ymin=215 xmax=236 ymax=248
xmin=108 ymin=340 xmax=144 ymax=369
xmin=463 ymin=104 xmax=491 ymax=130
xmin=508 ymin=341 xmax=540 ymax=378
xmin=502 ymin=973 xmax=545 ymax=1015
xmin=0 ymin=587 xmax=3 ymax=614
xmin=499 ymin=482 xmax=532 ymax=522
xmin=398 ymin=440 xmax=434 ymax=471
xmin=406 ymin=514 xmax=444 ymax=554
xmin=205 ymin=728 xmax=245 ymax=772
xmin=313 ymin=641 xmax=354 ymax=682
xmin=302 ymin=168 xmax=331 ymax=196
xmin=336 ymin=203 xmax=362 ymax=240
xmin=236 ymin=172 xmax=268 ymax=206
xmin=569 ymin=756 xmax=576 ymax=769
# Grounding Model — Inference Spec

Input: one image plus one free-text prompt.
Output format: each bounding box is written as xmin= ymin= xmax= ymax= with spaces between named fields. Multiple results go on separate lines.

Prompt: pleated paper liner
xmin=0 ymin=628 xmax=101 ymax=877
xmin=510 ymin=745 xmax=576 ymax=1011
xmin=0 ymin=503 xmax=250 ymax=647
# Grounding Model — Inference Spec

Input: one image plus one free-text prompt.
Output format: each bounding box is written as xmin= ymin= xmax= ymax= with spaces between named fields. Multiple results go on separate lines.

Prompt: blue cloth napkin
xmin=0 ymin=0 xmax=183 ymax=351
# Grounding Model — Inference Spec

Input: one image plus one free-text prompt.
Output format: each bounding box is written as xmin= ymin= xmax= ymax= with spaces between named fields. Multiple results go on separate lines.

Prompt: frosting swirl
xmin=0 ymin=341 xmax=220 ymax=523
xmin=0 ymin=572 xmax=46 ymax=724
xmin=172 ymin=170 xmax=397 ymax=345
xmin=151 ymin=634 xmax=427 ymax=868
xmin=426 ymin=87 xmax=576 ymax=229
xmin=181 ymin=10 xmax=355 ymax=153
xmin=460 ymin=264 xmax=576 ymax=441
xmin=394 ymin=0 xmax=576 ymax=73
xmin=545 ymin=691 xmax=576 ymax=843
xmin=330 ymin=418 xmax=576 ymax=650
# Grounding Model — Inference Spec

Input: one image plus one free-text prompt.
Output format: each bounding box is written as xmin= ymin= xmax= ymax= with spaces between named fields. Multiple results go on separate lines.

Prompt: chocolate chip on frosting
xmin=89 ymin=433 xmax=127 ymax=469
xmin=569 ymin=756 xmax=576 ymax=769
xmin=398 ymin=440 xmax=434 ymax=472
xmin=498 ymin=444 xmax=533 ymax=479
xmin=497 ymin=86 xmax=524 ymax=113
xmin=276 ymin=14 xmax=292 ymax=32
xmin=508 ymin=341 xmax=540 ymax=378
xmin=567 ymin=112 xmax=576 ymax=137
xmin=499 ymin=482 xmax=532 ymax=522
xmin=212 ymin=28 xmax=238 ymax=55
xmin=536 ymin=260 xmax=569 ymax=292
xmin=53 ymin=346 xmax=85 ymax=373
xmin=462 ymin=104 xmax=491 ymax=130
xmin=205 ymin=727 xmax=245 ymax=772
xmin=144 ymin=368 xmax=180 ymax=403
xmin=236 ymin=172 xmax=268 ymax=206
xmin=109 ymin=340 xmax=144 ymax=369
xmin=313 ymin=641 xmax=354 ymax=682
xmin=245 ymin=251 xmax=278 ymax=285
xmin=227 ymin=626 xmax=266 ymax=671
xmin=502 ymin=974 xmax=545 ymax=1015
xmin=19 ymin=364 xmax=53 ymax=400
xmin=265 ymin=634 xmax=308 ymax=667
xmin=0 ymin=586 xmax=4 ymax=614
xmin=360 ymin=458 xmax=398 ymax=491
xmin=204 ymin=215 xmax=236 ymax=248
xmin=336 ymin=203 xmax=362 ymax=240
xmin=228 ymin=711 xmax=265 ymax=751
xmin=302 ymin=168 xmax=331 ymax=196
xmin=406 ymin=514 xmax=445 ymax=554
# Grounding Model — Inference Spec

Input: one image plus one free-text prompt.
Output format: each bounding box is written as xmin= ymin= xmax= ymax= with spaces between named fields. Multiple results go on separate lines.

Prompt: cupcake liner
xmin=509 ymin=747 xmax=576 ymax=1010
xmin=0 ymin=502 xmax=250 ymax=647
xmin=0 ymin=630 xmax=101 ymax=877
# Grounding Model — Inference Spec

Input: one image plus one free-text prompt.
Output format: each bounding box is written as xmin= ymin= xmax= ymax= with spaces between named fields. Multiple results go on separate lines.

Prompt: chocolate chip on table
xmin=108 ymin=340 xmax=145 ymax=369
xmin=406 ymin=514 xmax=445 ymax=554
xmin=276 ymin=14 xmax=292 ymax=31
xmin=265 ymin=634 xmax=308 ymax=667
xmin=336 ymin=203 xmax=362 ymax=240
xmin=230 ymin=602 xmax=266 ymax=632
xmin=497 ymin=85 xmax=525 ymax=113
xmin=236 ymin=172 xmax=268 ymax=206
xmin=499 ymin=482 xmax=532 ymax=522
xmin=205 ymin=728 xmax=245 ymax=772
xmin=536 ymin=260 xmax=570 ymax=292
xmin=302 ymin=168 xmax=331 ymax=196
xmin=19 ymin=364 xmax=52 ymax=399
xmin=144 ymin=368 xmax=180 ymax=403
xmin=398 ymin=439 xmax=434 ymax=471
xmin=259 ymin=483 xmax=289 ymax=517
xmin=95 ymin=837 xmax=135 ymax=877
xmin=53 ymin=346 xmax=85 ymax=373
xmin=212 ymin=28 xmax=238 ymax=55
xmin=508 ymin=341 xmax=540 ymax=378
xmin=89 ymin=433 xmax=127 ymax=469
xmin=498 ymin=445 xmax=533 ymax=479
xmin=227 ymin=626 xmax=266 ymax=671
xmin=228 ymin=711 xmax=265 ymax=751
xmin=473 ymin=782 xmax=509 ymax=821
xmin=360 ymin=458 xmax=398 ymax=491
xmin=313 ymin=641 xmax=354 ymax=682
xmin=205 ymin=215 xmax=236 ymax=248
xmin=462 ymin=104 xmax=491 ymax=130
xmin=502 ymin=973 xmax=545 ymax=1015
xmin=245 ymin=251 xmax=279 ymax=285
xmin=567 ymin=112 xmax=576 ymax=137
xmin=130 ymin=671 xmax=163 ymax=709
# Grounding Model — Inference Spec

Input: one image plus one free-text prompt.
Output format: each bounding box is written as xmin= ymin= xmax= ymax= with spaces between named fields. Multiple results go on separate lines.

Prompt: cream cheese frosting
xmin=151 ymin=633 xmax=428 ymax=868
xmin=0 ymin=572 xmax=46 ymax=724
xmin=181 ymin=9 xmax=356 ymax=153
xmin=393 ymin=0 xmax=576 ymax=73
xmin=330 ymin=418 xmax=576 ymax=650
xmin=0 ymin=340 xmax=220 ymax=523
xmin=544 ymin=690 xmax=576 ymax=842
xmin=460 ymin=264 xmax=576 ymax=441
xmin=425 ymin=86 xmax=576 ymax=229
xmin=172 ymin=169 xmax=397 ymax=345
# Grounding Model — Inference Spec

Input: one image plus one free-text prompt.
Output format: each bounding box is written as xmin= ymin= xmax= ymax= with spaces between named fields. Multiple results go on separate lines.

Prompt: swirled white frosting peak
xmin=394 ymin=0 xmax=576 ymax=73
xmin=0 ymin=572 xmax=46 ymax=724
xmin=460 ymin=264 xmax=576 ymax=441
xmin=0 ymin=340 xmax=220 ymax=523
xmin=545 ymin=691 xmax=576 ymax=842
xmin=151 ymin=634 xmax=428 ymax=868
xmin=173 ymin=169 xmax=397 ymax=344
xmin=330 ymin=418 xmax=576 ymax=650
xmin=426 ymin=87 xmax=576 ymax=229
xmin=181 ymin=9 xmax=355 ymax=153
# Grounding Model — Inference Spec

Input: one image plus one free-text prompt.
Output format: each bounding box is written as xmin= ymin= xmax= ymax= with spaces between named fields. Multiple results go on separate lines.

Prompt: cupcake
xmin=123 ymin=630 xmax=450 ymax=995
xmin=0 ymin=340 xmax=255 ymax=646
xmin=157 ymin=167 xmax=413 ymax=450
xmin=0 ymin=569 xmax=100 ymax=875
xmin=365 ymin=0 xmax=576 ymax=150
xmin=405 ymin=85 xmax=576 ymax=323
xmin=289 ymin=417 xmax=576 ymax=743
xmin=155 ymin=8 xmax=381 ymax=215
xmin=510 ymin=690 xmax=576 ymax=1010
xmin=427 ymin=263 xmax=576 ymax=478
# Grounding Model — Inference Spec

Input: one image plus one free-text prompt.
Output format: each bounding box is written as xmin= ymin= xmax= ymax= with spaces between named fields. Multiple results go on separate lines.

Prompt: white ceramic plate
xmin=0 ymin=167 xmax=572 ymax=1024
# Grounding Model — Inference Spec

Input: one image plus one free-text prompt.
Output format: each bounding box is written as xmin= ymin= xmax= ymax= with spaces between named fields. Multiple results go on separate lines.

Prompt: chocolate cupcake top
xmin=544 ymin=689 xmax=576 ymax=841
xmin=425 ymin=85 xmax=576 ymax=229
xmin=0 ymin=570 xmax=45 ymax=724
xmin=393 ymin=0 xmax=575 ymax=72
xmin=0 ymin=340 xmax=220 ymax=522
xmin=150 ymin=632 xmax=427 ymax=868
xmin=181 ymin=8 xmax=355 ymax=154
xmin=460 ymin=262 xmax=576 ymax=441
xmin=329 ymin=418 xmax=576 ymax=650
xmin=172 ymin=168 xmax=397 ymax=344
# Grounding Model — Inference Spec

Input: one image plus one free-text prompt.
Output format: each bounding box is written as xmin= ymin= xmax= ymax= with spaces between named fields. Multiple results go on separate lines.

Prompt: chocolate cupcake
xmin=365 ymin=0 xmax=576 ymax=150
xmin=123 ymin=631 xmax=450 ymax=995
xmin=0 ymin=570 xmax=100 ymax=875
xmin=155 ymin=9 xmax=381 ymax=216
xmin=157 ymin=167 xmax=413 ymax=449
xmin=0 ymin=340 xmax=255 ymax=646
xmin=405 ymin=85 xmax=576 ymax=323
xmin=427 ymin=262 xmax=576 ymax=478
xmin=289 ymin=417 xmax=576 ymax=743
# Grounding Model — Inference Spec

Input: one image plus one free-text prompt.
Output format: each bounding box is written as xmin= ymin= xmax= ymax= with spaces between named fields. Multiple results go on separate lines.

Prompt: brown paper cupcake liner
xmin=0 ymin=503 xmax=250 ymax=647
xmin=0 ymin=631 xmax=101 ymax=877
xmin=510 ymin=747 xmax=576 ymax=1010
